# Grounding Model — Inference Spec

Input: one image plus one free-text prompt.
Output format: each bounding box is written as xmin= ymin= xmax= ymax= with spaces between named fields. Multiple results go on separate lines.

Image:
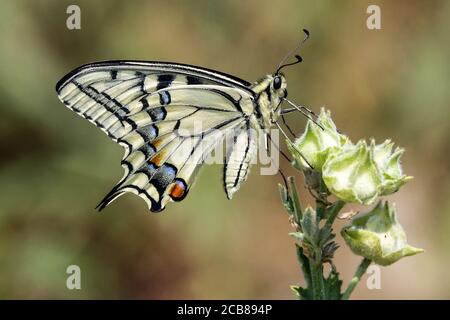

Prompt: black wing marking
xmin=56 ymin=60 xmax=253 ymax=95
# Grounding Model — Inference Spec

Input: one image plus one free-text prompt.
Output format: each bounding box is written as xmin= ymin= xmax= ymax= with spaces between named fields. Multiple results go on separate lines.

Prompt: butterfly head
xmin=269 ymin=72 xmax=288 ymax=106
xmin=272 ymin=73 xmax=287 ymax=92
xmin=250 ymin=73 xmax=288 ymax=128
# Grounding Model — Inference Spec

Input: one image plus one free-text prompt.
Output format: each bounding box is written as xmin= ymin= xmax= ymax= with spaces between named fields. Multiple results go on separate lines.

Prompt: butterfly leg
xmin=281 ymin=99 xmax=324 ymax=130
xmin=265 ymin=132 xmax=291 ymax=191
xmin=281 ymin=112 xmax=297 ymax=138
xmin=274 ymin=121 xmax=314 ymax=170
xmin=266 ymin=132 xmax=292 ymax=163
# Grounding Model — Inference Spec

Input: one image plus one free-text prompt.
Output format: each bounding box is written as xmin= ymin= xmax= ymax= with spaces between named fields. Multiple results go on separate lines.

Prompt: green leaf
xmin=289 ymin=232 xmax=304 ymax=242
xmin=291 ymin=245 xmax=315 ymax=300
xmin=290 ymin=285 xmax=313 ymax=300
xmin=278 ymin=183 xmax=294 ymax=215
xmin=324 ymin=268 xmax=343 ymax=300
xmin=299 ymin=287 xmax=313 ymax=300
xmin=296 ymin=245 xmax=312 ymax=289
xmin=324 ymin=200 xmax=346 ymax=226
xmin=300 ymin=207 xmax=318 ymax=244
xmin=319 ymin=224 xmax=334 ymax=245
xmin=288 ymin=177 xmax=303 ymax=223
xmin=290 ymin=285 xmax=301 ymax=296
xmin=319 ymin=227 xmax=335 ymax=247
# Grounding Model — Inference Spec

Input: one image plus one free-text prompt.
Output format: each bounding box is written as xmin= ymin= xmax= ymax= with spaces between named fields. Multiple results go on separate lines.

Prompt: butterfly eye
xmin=273 ymin=76 xmax=282 ymax=90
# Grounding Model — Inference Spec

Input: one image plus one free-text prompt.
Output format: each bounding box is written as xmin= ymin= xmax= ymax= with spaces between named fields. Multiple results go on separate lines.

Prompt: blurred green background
xmin=0 ymin=0 xmax=449 ymax=299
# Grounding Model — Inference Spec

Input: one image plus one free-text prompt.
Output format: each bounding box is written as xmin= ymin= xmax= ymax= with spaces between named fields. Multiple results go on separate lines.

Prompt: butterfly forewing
xmin=56 ymin=61 xmax=259 ymax=212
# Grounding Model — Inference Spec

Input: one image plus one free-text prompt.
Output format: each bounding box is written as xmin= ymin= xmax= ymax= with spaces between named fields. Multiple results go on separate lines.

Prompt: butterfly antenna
xmin=276 ymin=29 xmax=310 ymax=74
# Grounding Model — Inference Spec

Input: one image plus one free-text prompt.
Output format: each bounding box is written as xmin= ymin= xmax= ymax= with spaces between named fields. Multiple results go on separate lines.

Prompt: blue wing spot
xmin=136 ymin=161 xmax=158 ymax=180
xmin=159 ymin=91 xmax=171 ymax=105
xmin=139 ymin=143 xmax=156 ymax=158
xmin=147 ymin=161 xmax=159 ymax=172
xmin=147 ymin=107 xmax=167 ymax=122
xmin=138 ymin=124 xmax=158 ymax=142
xmin=150 ymin=164 xmax=177 ymax=195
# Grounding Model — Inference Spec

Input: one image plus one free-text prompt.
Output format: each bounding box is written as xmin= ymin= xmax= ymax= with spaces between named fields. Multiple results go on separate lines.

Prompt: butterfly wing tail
xmin=96 ymin=181 xmax=167 ymax=213
xmin=96 ymin=185 xmax=125 ymax=212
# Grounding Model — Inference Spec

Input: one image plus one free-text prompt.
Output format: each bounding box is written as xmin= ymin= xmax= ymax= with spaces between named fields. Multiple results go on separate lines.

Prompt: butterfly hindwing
xmin=223 ymin=121 xmax=257 ymax=199
xmin=56 ymin=61 xmax=257 ymax=212
xmin=101 ymin=114 xmax=245 ymax=212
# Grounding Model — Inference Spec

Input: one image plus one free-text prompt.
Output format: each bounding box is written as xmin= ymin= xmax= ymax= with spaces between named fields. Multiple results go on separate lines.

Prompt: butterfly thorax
xmin=251 ymin=74 xmax=287 ymax=130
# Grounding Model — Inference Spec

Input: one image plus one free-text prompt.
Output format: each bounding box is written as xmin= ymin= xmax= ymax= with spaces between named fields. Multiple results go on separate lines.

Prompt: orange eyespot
xmin=169 ymin=179 xmax=187 ymax=201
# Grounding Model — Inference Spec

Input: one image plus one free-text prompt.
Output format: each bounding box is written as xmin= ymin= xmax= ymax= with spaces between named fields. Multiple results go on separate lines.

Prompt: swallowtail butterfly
xmin=56 ymin=30 xmax=319 ymax=212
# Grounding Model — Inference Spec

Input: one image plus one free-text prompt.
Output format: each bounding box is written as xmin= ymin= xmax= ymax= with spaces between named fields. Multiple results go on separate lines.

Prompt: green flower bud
xmin=290 ymin=108 xmax=412 ymax=204
xmin=341 ymin=201 xmax=423 ymax=266
xmin=374 ymin=141 xmax=412 ymax=195
xmin=287 ymin=108 xmax=351 ymax=171
xmin=322 ymin=141 xmax=382 ymax=204
xmin=322 ymin=140 xmax=412 ymax=205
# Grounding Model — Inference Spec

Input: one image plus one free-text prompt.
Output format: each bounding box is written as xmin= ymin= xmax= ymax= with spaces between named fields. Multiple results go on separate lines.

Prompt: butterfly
xmin=56 ymin=30 xmax=320 ymax=212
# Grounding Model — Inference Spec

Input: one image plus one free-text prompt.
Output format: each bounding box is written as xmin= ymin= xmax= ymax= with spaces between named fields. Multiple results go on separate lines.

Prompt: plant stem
xmin=325 ymin=200 xmax=345 ymax=229
xmin=296 ymin=245 xmax=312 ymax=289
xmin=309 ymin=262 xmax=322 ymax=300
xmin=288 ymin=176 xmax=302 ymax=223
xmin=318 ymin=264 xmax=326 ymax=299
xmin=341 ymin=258 xmax=372 ymax=300
xmin=283 ymin=177 xmax=345 ymax=300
